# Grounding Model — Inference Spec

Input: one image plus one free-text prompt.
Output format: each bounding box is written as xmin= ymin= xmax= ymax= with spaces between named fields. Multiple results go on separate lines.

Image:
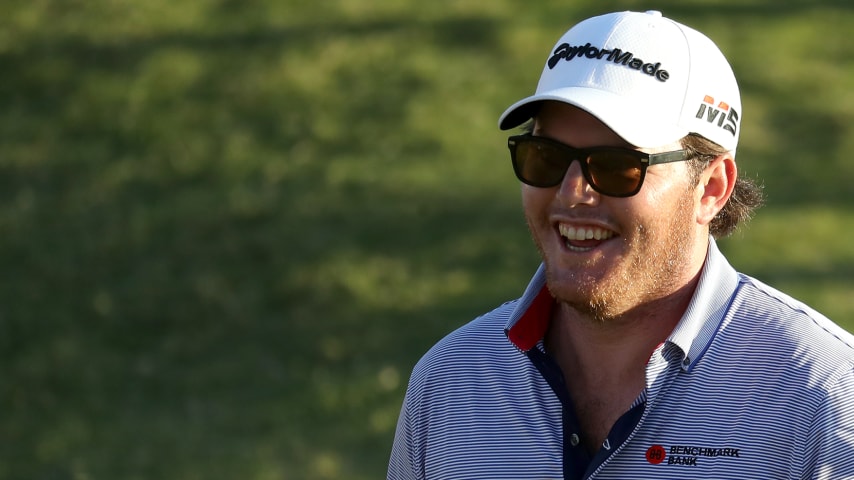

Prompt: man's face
xmin=522 ymin=102 xmax=706 ymax=322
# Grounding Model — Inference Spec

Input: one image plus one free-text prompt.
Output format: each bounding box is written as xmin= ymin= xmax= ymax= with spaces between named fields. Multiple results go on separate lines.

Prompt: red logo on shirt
xmin=645 ymin=445 xmax=666 ymax=464
xmin=646 ymin=444 xmax=743 ymax=466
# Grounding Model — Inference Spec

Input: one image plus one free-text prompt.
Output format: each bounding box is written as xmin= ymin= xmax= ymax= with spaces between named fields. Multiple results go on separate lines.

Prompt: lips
xmin=558 ymin=223 xmax=616 ymax=252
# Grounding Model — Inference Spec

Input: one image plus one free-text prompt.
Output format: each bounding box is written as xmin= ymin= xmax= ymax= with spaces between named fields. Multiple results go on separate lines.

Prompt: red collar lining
xmin=507 ymin=286 xmax=554 ymax=351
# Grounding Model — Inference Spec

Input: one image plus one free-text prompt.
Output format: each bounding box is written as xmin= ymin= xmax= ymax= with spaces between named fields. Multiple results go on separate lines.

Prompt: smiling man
xmin=388 ymin=10 xmax=854 ymax=480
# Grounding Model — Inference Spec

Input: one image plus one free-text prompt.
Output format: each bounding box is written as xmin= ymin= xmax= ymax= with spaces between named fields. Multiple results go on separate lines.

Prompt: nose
xmin=556 ymin=161 xmax=598 ymax=206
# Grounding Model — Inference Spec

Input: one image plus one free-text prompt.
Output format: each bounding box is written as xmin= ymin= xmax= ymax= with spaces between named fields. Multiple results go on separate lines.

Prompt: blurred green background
xmin=1 ymin=0 xmax=851 ymax=478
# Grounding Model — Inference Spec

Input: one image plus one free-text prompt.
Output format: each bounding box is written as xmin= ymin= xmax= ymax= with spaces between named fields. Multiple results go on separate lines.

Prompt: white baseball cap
xmin=499 ymin=10 xmax=741 ymax=152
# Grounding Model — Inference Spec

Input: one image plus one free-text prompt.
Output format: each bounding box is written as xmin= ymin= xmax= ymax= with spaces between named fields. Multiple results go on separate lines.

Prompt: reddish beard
xmin=539 ymin=188 xmax=697 ymax=323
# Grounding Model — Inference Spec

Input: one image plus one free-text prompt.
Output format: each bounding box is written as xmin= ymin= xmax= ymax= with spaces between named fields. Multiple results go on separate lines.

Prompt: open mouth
xmin=558 ymin=224 xmax=617 ymax=252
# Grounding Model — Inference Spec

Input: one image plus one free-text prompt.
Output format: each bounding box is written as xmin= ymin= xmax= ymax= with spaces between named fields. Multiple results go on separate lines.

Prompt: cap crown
xmin=499 ymin=11 xmax=741 ymax=151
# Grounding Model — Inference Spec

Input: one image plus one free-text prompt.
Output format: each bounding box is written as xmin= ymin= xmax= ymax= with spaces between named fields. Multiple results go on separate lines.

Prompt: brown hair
xmin=681 ymin=134 xmax=764 ymax=238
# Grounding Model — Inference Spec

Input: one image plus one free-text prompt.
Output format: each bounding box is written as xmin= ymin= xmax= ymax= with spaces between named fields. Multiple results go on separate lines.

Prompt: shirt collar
xmin=504 ymin=263 xmax=553 ymax=352
xmin=668 ymin=238 xmax=740 ymax=370
xmin=504 ymin=238 xmax=740 ymax=368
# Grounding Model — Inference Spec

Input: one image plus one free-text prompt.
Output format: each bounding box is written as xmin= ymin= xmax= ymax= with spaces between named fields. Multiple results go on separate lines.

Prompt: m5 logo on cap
xmin=696 ymin=95 xmax=739 ymax=137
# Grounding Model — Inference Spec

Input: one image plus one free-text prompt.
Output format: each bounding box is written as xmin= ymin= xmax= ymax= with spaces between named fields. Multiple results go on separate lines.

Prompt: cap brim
xmin=498 ymin=86 xmax=688 ymax=149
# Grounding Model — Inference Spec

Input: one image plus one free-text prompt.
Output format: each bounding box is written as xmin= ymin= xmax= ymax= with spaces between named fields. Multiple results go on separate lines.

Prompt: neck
xmin=546 ymin=270 xmax=700 ymax=381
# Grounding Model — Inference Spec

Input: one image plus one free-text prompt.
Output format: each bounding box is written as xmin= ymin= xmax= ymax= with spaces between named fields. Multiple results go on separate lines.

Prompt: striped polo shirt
xmin=388 ymin=239 xmax=854 ymax=479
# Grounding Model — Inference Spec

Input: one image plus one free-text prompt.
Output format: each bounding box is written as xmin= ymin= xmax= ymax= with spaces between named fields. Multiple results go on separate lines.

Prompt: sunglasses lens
xmin=586 ymin=152 xmax=643 ymax=196
xmin=512 ymin=137 xmax=645 ymax=195
xmin=513 ymin=140 xmax=568 ymax=187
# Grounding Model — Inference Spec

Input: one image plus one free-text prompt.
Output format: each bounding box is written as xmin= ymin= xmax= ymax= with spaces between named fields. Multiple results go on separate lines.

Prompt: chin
xmin=544 ymin=263 xmax=636 ymax=320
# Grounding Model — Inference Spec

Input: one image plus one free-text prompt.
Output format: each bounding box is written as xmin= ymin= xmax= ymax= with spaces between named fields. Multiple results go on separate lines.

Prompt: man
xmin=388 ymin=10 xmax=854 ymax=480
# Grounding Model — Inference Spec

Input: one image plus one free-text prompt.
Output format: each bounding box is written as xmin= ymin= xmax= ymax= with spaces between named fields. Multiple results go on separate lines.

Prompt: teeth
xmin=558 ymin=224 xmax=615 ymax=242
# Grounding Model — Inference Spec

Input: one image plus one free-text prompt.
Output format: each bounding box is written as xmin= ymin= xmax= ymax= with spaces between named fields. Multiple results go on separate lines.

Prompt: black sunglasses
xmin=508 ymin=134 xmax=690 ymax=197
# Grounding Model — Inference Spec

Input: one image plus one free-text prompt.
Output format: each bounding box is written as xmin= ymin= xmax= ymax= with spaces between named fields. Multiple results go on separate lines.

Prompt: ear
xmin=696 ymin=154 xmax=736 ymax=227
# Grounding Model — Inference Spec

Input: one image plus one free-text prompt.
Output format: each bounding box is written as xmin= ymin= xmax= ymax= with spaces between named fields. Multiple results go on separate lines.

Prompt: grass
xmin=1 ymin=0 xmax=851 ymax=478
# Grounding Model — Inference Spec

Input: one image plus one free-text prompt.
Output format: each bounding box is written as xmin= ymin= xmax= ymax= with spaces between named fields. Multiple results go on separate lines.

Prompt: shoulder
xmin=724 ymin=273 xmax=854 ymax=383
xmin=395 ymin=298 xmax=531 ymax=439
xmin=407 ymin=300 xmax=523 ymax=391
xmin=731 ymin=273 xmax=854 ymax=350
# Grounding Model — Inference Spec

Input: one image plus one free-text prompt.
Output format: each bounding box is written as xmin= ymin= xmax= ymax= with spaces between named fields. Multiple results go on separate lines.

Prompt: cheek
xmin=639 ymin=166 xmax=696 ymax=207
xmin=521 ymin=185 xmax=550 ymax=218
xmin=521 ymin=187 xmax=557 ymax=243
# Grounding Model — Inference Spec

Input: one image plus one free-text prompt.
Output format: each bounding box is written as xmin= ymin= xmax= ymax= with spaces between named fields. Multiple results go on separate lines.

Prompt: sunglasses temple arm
xmin=648 ymin=150 xmax=690 ymax=166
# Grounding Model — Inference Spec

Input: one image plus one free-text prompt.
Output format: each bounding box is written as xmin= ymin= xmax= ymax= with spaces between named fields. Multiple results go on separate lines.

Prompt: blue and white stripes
xmin=388 ymin=240 xmax=854 ymax=479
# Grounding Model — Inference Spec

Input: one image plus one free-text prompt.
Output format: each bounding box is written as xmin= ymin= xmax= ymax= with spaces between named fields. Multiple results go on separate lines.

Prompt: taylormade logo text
xmin=548 ymin=42 xmax=670 ymax=82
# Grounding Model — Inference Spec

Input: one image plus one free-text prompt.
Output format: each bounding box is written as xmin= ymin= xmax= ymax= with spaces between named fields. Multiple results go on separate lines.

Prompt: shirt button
xmin=570 ymin=434 xmax=580 ymax=447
